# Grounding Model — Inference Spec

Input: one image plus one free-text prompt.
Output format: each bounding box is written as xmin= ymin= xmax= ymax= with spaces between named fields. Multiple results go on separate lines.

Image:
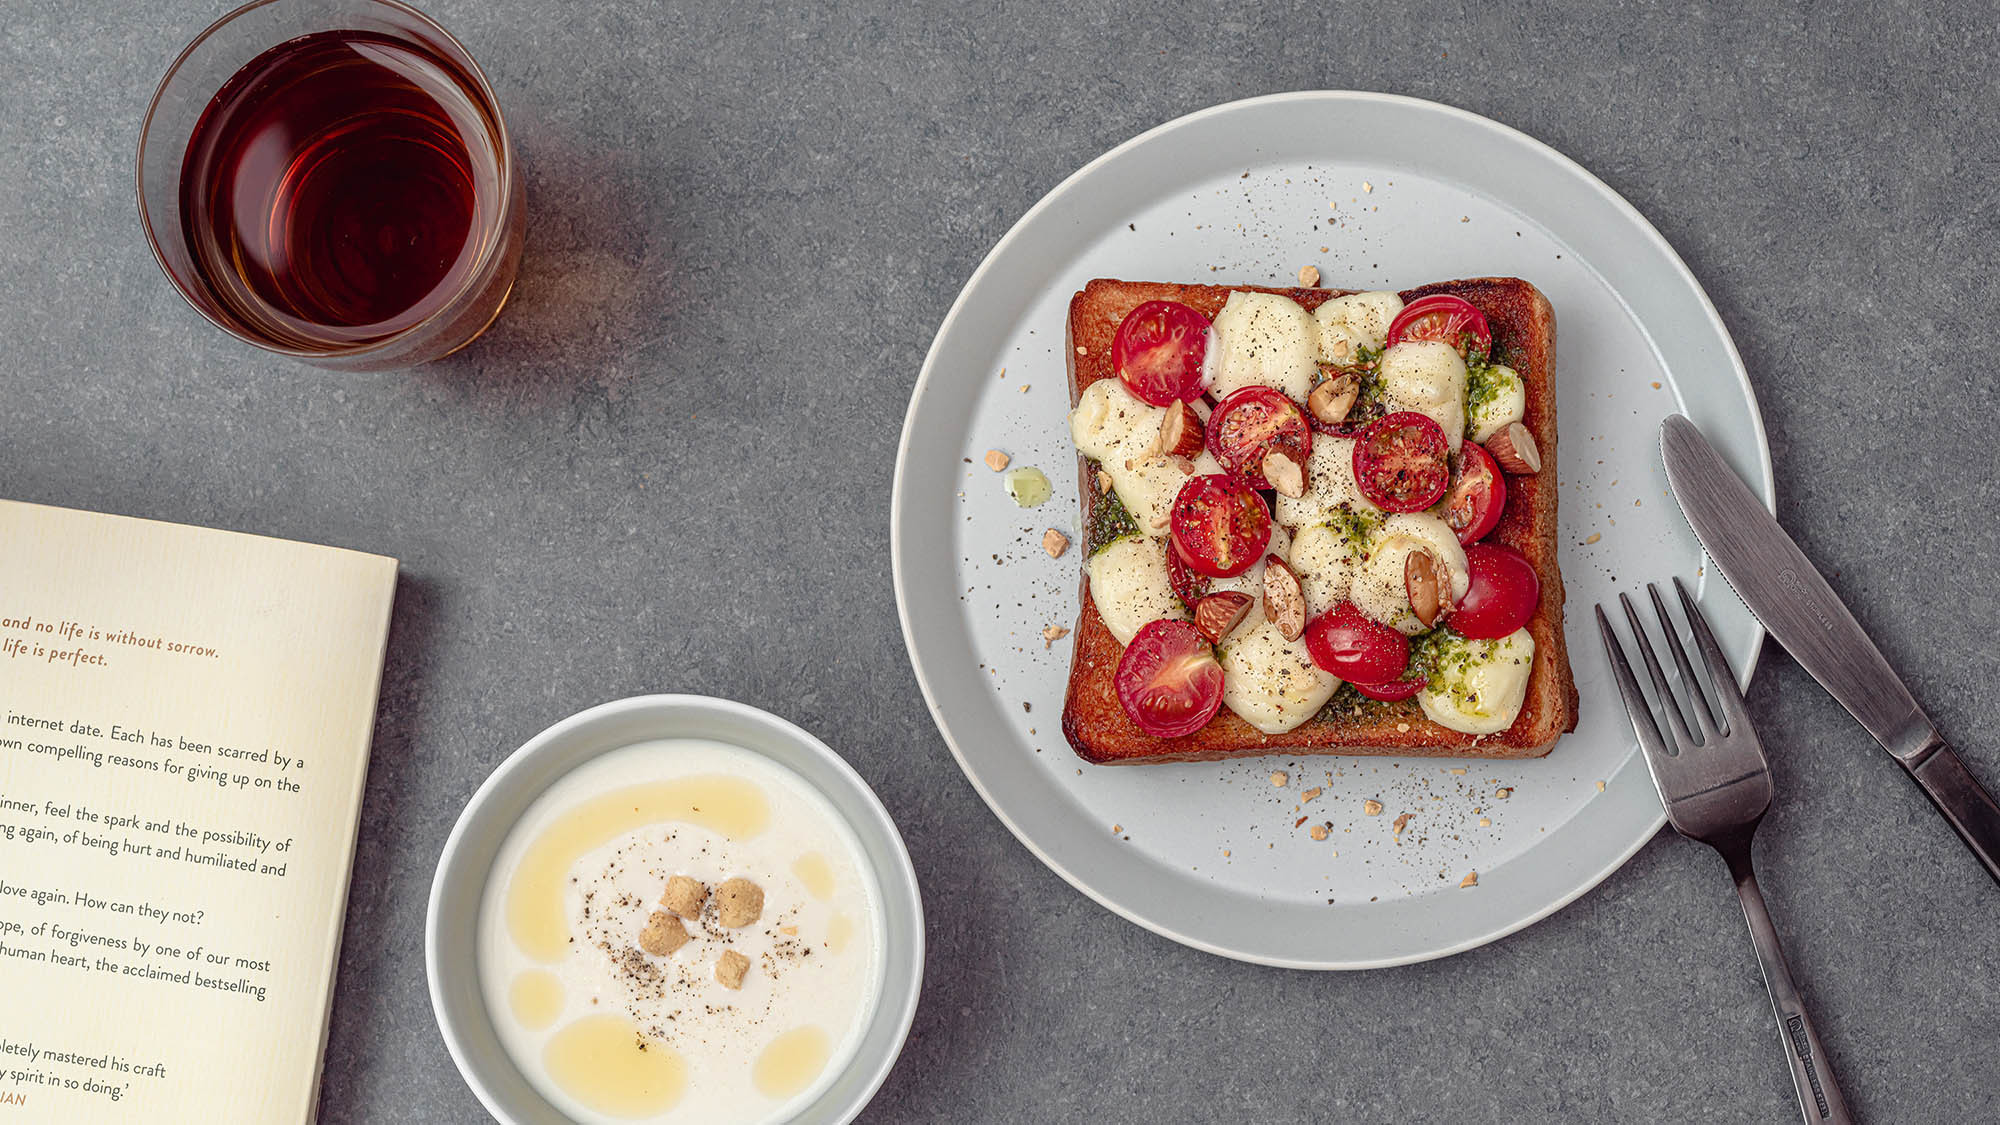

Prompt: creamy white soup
xmin=478 ymin=739 xmax=882 ymax=1123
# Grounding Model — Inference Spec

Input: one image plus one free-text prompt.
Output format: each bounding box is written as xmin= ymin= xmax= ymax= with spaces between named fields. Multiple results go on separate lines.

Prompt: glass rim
xmin=135 ymin=0 xmax=518 ymax=361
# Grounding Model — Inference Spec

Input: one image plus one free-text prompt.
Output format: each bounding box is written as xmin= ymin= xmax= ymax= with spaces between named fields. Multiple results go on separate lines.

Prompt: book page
xmin=0 ymin=501 xmax=397 ymax=1123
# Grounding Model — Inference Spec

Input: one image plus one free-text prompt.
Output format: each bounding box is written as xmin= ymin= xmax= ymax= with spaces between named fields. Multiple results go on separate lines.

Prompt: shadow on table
xmin=417 ymin=115 xmax=694 ymax=399
xmin=314 ymin=569 xmax=441 ymax=1117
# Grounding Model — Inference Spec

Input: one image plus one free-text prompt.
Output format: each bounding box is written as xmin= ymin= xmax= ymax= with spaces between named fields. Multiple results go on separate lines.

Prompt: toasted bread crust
xmin=1060 ymin=278 xmax=1578 ymax=764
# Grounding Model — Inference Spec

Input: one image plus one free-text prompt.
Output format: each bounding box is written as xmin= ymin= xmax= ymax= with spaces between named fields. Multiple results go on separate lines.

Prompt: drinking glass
xmin=138 ymin=0 xmax=523 ymax=370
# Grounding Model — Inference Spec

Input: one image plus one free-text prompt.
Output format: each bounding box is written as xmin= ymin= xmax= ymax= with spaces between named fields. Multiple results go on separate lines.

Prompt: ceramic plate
xmin=892 ymin=92 xmax=1773 ymax=969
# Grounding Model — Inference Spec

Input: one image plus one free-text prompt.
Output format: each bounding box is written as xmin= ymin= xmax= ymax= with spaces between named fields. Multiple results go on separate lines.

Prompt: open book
xmin=0 ymin=500 xmax=397 ymax=1122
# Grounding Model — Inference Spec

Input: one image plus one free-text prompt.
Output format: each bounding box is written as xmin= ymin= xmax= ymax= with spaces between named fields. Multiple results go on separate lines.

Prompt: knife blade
xmin=1662 ymin=414 xmax=2000 ymax=885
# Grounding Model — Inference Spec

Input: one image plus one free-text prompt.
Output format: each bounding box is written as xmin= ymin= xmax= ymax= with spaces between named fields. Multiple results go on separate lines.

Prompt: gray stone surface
xmin=2 ymin=0 xmax=1995 ymax=1121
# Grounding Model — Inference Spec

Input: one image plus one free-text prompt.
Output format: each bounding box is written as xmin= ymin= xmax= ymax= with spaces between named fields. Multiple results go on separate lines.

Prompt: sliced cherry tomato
xmin=1444 ymin=442 xmax=1507 ymax=545
xmin=1115 ymin=619 xmax=1226 ymax=738
xmin=1165 ymin=546 xmax=1212 ymax=608
xmin=1112 ymin=300 xmax=1210 ymax=406
xmin=1353 ymin=412 xmax=1451 ymax=512
xmin=1304 ymin=602 xmax=1410 ymax=684
xmin=1386 ymin=294 xmax=1492 ymax=361
xmin=1206 ymin=386 xmax=1312 ymax=487
xmin=1169 ymin=474 xmax=1272 ymax=579
xmin=1351 ymin=675 xmax=1428 ymax=702
xmin=1451 ymin=543 xmax=1540 ymax=639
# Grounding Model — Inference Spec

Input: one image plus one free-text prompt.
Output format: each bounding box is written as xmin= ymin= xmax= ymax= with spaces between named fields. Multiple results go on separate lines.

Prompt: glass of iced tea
xmin=138 ymin=0 xmax=522 ymax=370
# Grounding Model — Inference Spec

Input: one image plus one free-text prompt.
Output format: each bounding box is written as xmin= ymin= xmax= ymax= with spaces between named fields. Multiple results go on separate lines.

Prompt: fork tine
xmin=1618 ymin=592 xmax=1697 ymax=753
xmin=1595 ymin=605 xmax=1676 ymax=768
xmin=1647 ymin=582 xmax=1720 ymax=740
xmin=1673 ymin=577 xmax=1750 ymax=734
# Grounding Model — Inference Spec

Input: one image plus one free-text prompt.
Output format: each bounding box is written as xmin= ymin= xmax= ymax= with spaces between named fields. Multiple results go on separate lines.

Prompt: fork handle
xmin=1722 ymin=846 xmax=1855 ymax=1124
xmin=1905 ymin=741 xmax=2000 ymax=886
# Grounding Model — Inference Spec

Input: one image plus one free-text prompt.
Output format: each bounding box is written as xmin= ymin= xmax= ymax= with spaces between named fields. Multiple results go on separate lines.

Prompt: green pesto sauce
xmin=1002 ymin=466 xmax=1052 ymax=508
xmin=1464 ymin=359 xmax=1506 ymax=418
xmin=1322 ymin=507 xmax=1382 ymax=554
xmin=1312 ymin=682 xmax=1420 ymax=726
xmin=1345 ymin=345 xmax=1388 ymax=425
xmin=1409 ymin=626 xmax=1479 ymax=682
xmin=1085 ymin=461 xmax=1139 ymax=554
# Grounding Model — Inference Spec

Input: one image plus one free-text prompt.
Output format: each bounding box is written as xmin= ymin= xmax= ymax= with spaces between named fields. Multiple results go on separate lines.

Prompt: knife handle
xmin=1907 ymin=742 xmax=2000 ymax=887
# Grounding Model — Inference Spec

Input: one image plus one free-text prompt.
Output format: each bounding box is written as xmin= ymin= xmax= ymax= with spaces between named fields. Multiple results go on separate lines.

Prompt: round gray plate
xmin=892 ymin=92 xmax=1774 ymax=969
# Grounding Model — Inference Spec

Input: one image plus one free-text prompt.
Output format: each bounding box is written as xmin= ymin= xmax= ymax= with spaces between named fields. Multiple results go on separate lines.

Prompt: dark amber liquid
xmin=180 ymin=30 xmax=503 ymax=348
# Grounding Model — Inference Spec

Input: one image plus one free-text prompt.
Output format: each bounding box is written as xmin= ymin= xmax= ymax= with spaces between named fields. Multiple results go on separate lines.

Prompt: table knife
xmin=1662 ymin=414 xmax=2000 ymax=885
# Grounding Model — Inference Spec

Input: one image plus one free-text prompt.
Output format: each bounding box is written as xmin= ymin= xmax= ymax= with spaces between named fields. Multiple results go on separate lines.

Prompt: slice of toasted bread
xmin=1060 ymin=277 xmax=1578 ymax=765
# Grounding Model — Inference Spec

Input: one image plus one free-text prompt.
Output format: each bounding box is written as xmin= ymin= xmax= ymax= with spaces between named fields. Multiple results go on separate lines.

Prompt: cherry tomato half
xmin=1444 ymin=442 xmax=1507 ymax=545
xmin=1451 ymin=543 xmax=1541 ymax=639
xmin=1113 ymin=300 xmax=1210 ymax=406
xmin=1115 ymin=619 xmax=1226 ymax=738
xmin=1386 ymin=294 xmax=1492 ymax=361
xmin=1170 ymin=474 xmax=1272 ymax=579
xmin=1165 ymin=546 xmax=1212 ymax=609
xmin=1206 ymin=386 xmax=1312 ymax=487
xmin=1304 ymin=602 xmax=1411 ymax=684
xmin=1353 ymin=412 xmax=1452 ymax=512
xmin=1351 ymin=675 xmax=1428 ymax=702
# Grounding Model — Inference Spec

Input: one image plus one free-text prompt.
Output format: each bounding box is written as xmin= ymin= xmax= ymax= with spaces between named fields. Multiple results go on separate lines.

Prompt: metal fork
xmin=1597 ymin=579 xmax=1854 ymax=1125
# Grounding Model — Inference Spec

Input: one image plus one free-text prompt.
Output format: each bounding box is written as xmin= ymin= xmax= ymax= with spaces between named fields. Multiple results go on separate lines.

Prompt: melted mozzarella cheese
xmin=1349 ymin=513 xmax=1471 ymax=635
xmin=1378 ymin=340 xmax=1469 ymax=452
xmin=1273 ymin=434 xmax=1379 ymax=528
xmin=1085 ymin=537 xmax=1186 ymax=645
xmin=1287 ymin=521 xmax=1364 ymax=617
xmin=1218 ymin=618 xmax=1340 ymax=734
xmin=1417 ymin=628 xmax=1535 ymax=735
xmin=1467 ymin=363 xmax=1527 ymax=443
xmin=1069 ymin=379 xmax=1221 ymax=530
xmin=1312 ymin=291 xmax=1404 ymax=365
xmin=1203 ymin=292 xmax=1319 ymax=402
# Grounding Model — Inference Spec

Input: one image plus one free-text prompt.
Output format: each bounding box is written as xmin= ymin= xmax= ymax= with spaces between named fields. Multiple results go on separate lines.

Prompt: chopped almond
xmin=1297 ymin=264 xmax=1321 ymax=287
xmin=1261 ymin=445 xmax=1309 ymax=499
xmin=1270 ymin=771 xmax=1289 ymax=788
xmin=1096 ymin=469 xmax=1114 ymax=494
xmin=1262 ymin=556 xmax=1307 ymax=641
xmin=1363 ymin=799 xmax=1383 ymax=816
xmin=1308 ymin=824 xmax=1329 ymax=841
xmin=1193 ymin=591 xmax=1254 ymax=644
xmin=1159 ymin=401 xmax=1205 ymax=459
xmin=1041 ymin=624 xmax=1070 ymax=647
xmin=1486 ymin=423 xmax=1541 ymax=474
xmin=984 ymin=449 xmax=1010 ymax=472
xmin=1042 ymin=528 xmax=1070 ymax=558
xmin=1405 ymin=549 xmax=1449 ymax=627
xmin=1301 ymin=786 xmax=1322 ymax=803
xmin=1460 ymin=871 xmax=1478 ymax=888
xmin=1392 ymin=812 xmax=1414 ymax=836
xmin=1496 ymin=787 xmax=1514 ymax=800
xmin=1307 ymin=374 xmax=1358 ymax=425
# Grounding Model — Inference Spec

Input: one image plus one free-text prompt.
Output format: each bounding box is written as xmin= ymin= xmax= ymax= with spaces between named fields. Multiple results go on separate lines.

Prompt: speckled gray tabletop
xmin=3 ymin=1 xmax=1995 ymax=1121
